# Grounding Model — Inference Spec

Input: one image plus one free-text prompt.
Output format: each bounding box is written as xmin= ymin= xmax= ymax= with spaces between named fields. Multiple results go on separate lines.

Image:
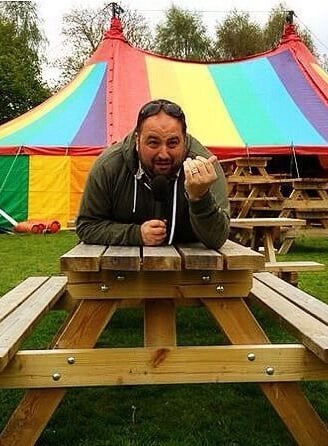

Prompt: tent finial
xmin=286 ymin=10 xmax=295 ymax=24
xmin=109 ymin=3 xmax=124 ymax=19
xmin=280 ymin=10 xmax=301 ymax=44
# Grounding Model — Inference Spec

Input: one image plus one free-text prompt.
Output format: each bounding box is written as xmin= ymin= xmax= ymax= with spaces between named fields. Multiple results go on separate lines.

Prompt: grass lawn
xmin=0 ymin=232 xmax=327 ymax=446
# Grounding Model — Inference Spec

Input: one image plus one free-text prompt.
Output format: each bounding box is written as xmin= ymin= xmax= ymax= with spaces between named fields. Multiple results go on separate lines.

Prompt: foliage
xmin=154 ymin=6 xmax=214 ymax=61
xmin=320 ymin=54 xmax=328 ymax=72
xmin=0 ymin=1 xmax=50 ymax=124
xmin=54 ymin=2 xmax=154 ymax=88
xmin=214 ymin=4 xmax=316 ymax=61
xmin=214 ymin=9 xmax=265 ymax=60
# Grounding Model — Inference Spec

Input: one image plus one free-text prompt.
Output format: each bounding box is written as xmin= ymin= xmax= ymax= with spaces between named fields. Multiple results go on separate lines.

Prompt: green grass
xmin=0 ymin=232 xmax=328 ymax=445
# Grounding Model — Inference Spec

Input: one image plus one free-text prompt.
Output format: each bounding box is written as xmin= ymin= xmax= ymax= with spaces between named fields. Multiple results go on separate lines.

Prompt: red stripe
xmin=110 ymin=41 xmax=150 ymax=143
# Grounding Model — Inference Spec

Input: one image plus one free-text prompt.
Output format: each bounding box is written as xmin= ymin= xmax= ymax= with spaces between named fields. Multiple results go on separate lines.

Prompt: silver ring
xmin=191 ymin=168 xmax=198 ymax=174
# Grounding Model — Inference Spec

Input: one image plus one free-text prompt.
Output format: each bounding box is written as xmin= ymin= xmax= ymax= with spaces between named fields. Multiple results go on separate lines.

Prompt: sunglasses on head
xmin=136 ymin=100 xmax=186 ymax=133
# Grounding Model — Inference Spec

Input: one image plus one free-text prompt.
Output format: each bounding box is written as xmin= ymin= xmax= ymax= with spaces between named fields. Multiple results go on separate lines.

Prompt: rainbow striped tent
xmin=1 ymin=17 xmax=328 ymax=229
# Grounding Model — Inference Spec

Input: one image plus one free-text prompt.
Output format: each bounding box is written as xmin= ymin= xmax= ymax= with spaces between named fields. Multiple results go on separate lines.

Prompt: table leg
xmin=202 ymin=298 xmax=328 ymax=446
xmin=263 ymin=229 xmax=276 ymax=262
xmin=144 ymin=299 xmax=176 ymax=347
xmin=237 ymin=186 xmax=260 ymax=218
xmin=0 ymin=300 xmax=119 ymax=446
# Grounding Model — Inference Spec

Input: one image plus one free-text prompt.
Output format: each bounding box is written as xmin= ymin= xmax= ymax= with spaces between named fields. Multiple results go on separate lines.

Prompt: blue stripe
xmin=0 ymin=63 xmax=107 ymax=146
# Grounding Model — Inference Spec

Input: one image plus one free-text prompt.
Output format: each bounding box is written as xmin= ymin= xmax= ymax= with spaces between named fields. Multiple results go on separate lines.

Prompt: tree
xmin=0 ymin=1 xmax=50 ymax=124
xmin=54 ymin=2 xmax=154 ymax=87
xmin=213 ymin=5 xmax=316 ymax=61
xmin=320 ymin=54 xmax=328 ymax=72
xmin=214 ymin=9 xmax=265 ymax=60
xmin=154 ymin=6 xmax=214 ymax=60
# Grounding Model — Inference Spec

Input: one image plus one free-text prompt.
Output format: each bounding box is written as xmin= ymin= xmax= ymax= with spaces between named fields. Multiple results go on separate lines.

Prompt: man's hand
xmin=183 ymin=155 xmax=218 ymax=201
xmin=141 ymin=220 xmax=167 ymax=245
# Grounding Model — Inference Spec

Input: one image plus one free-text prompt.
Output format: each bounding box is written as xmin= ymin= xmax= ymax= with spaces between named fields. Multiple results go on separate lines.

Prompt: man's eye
xmin=168 ymin=140 xmax=178 ymax=148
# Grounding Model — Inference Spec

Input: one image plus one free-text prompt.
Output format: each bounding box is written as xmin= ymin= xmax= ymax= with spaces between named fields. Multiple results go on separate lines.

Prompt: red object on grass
xmin=14 ymin=220 xmax=61 ymax=234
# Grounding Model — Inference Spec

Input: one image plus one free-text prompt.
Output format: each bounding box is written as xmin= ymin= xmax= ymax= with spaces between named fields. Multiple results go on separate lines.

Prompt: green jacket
xmin=76 ymin=131 xmax=230 ymax=249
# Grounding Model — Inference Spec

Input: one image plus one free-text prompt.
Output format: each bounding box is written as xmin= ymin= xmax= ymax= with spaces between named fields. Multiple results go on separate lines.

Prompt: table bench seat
xmin=264 ymin=261 xmax=325 ymax=285
xmin=251 ymin=272 xmax=328 ymax=363
xmin=0 ymin=276 xmax=67 ymax=372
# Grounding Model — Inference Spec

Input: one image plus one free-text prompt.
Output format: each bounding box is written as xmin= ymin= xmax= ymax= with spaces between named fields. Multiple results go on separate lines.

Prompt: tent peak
xmin=280 ymin=22 xmax=301 ymax=44
xmin=280 ymin=11 xmax=301 ymax=45
xmin=103 ymin=3 xmax=126 ymax=41
xmin=103 ymin=16 xmax=126 ymax=42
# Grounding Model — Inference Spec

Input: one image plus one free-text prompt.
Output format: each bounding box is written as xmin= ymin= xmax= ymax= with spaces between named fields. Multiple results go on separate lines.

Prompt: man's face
xmin=136 ymin=111 xmax=186 ymax=177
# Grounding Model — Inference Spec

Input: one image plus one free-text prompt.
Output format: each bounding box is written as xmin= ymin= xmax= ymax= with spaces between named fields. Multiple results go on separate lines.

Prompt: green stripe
xmin=0 ymin=156 xmax=28 ymax=228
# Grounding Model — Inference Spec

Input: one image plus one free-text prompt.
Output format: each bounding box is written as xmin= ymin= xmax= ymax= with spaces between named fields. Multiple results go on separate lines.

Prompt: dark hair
xmin=136 ymin=99 xmax=187 ymax=135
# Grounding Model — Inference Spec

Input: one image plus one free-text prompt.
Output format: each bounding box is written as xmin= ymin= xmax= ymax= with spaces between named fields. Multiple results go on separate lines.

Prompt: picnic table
xmin=1 ymin=241 xmax=328 ymax=445
xmin=280 ymin=178 xmax=328 ymax=238
xmin=229 ymin=217 xmax=325 ymax=285
xmin=226 ymin=157 xmax=294 ymax=218
xmin=230 ymin=217 xmax=306 ymax=261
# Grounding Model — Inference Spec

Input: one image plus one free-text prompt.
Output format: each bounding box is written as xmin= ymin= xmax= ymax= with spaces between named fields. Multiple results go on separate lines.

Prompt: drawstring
xmin=168 ymin=175 xmax=178 ymax=244
xmin=132 ymin=175 xmax=137 ymax=213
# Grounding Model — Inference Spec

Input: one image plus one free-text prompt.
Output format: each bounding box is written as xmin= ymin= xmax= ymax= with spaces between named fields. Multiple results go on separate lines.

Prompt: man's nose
xmin=158 ymin=144 xmax=170 ymax=157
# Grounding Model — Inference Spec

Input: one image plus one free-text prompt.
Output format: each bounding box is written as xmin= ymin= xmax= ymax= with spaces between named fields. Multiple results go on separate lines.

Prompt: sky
xmin=32 ymin=0 xmax=328 ymax=84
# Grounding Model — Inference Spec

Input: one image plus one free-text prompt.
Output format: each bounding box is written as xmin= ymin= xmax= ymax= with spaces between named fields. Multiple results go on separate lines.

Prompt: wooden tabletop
xmin=230 ymin=217 xmax=306 ymax=228
xmin=60 ymin=240 xmax=264 ymax=273
xmin=60 ymin=241 xmax=265 ymax=301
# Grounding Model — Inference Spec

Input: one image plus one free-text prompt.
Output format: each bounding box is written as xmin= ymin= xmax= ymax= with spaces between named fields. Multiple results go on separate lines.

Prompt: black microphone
xmin=151 ymin=175 xmax=169 ymax=219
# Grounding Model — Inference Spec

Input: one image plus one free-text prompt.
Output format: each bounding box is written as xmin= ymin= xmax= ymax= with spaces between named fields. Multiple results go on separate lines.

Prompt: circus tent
xmin=1 ymin=15 xmax=328 ymax=229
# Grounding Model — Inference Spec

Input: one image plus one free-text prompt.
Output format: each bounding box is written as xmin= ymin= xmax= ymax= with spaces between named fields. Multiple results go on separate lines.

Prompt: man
xmin=76 ymin=99 xmax=230 ymax=249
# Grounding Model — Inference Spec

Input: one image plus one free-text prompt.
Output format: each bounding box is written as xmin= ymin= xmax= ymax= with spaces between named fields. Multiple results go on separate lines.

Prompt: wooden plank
xmin=230 ymin=217 xmax=306 ymax=228
xmin=254 ymin=272 xmax=328 ymax=325
xmin=0 ymin=276 xmax=67 ymax=371
xmin=203 ymin=298 xmax=328 ymax=445
xmin=142 ymin=246 xmax=181 ymax=270
xmin=264 ymin=261 xmax=325 ymax=273
xmin=229 ymin=197 xmax=281 ymax=201
xmin=218 ymin=239 xmax=265 ymax=271
xmin=67 ymin=270 xmax=252 ymax=299
xmin=0 ymin=300 xmax=118 ymax=445
xmin=1 ymin=344 xmax=328 ymax=388
xmin=144 ymin=300 xmax=176 ymax=347
xmin=0 ymin=277 xmax=49 ymax=323
xmin=283 ymin=200 xmax=328 ymax=210
xmin=228 ymin=177 xmax=295 ymax=184
xmin=101 ymin=246 xmax=141 ymax=271
xmin=60 ymin=243 xmax=106 ymax=272
xmin=176 ymin=243 xmax=223 ymax=270
xmin=250 ymin=276 xmax=328 ymax=362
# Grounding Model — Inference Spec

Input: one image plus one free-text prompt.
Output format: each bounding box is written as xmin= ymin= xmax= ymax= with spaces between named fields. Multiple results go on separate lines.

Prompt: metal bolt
xmin=201 ymin=275 xmax=211 ymax=283
xmin=52 ymin=372 xmax=61 ymax=381
xmin=67 ymin=356 xmax=75 ymax=365
xmin=265 ymin=366 xmax=275 ymax=375
xmin=247 ymin=353 xmax=256 ymax=361
xmin=116 ymin=274 xmax=125 ymax=281
xmin=100 ymin=284 xmax=109 ymax=292
xmin=216 ymin=285 xmax=224 ymax=293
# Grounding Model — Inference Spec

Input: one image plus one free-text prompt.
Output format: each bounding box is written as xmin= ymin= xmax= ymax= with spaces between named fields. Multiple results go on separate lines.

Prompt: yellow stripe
xmin=312 ymin=63 xmax=328 ymax=84
xmin=28 ymin=156 xmax=70 ymax=226
xmin=0 ymin=65 xmax=94 ymax=139
xmin=70 ymin=156 xmax=96 ymax=220
xmin=145 ymin=56 xmax=243 ymax=146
